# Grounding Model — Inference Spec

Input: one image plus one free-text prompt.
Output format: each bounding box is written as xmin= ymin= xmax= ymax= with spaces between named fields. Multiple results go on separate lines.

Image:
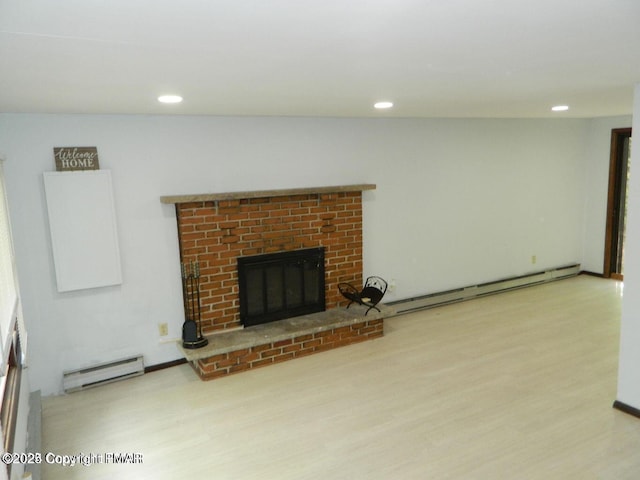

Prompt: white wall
xmin=582 ymin=116 xmax=633 ymax=273
xmin=364 ymin=118 xmax=591 ymax=293
xmin=617 ymin=85 xmax=640 ymax=408
xmin=0 ymin=113 xmax=602 ymax=395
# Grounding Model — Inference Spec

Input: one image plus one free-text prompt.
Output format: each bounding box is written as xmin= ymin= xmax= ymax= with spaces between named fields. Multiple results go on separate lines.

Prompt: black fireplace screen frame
xmin=238 ymin=247 xmax=326 ymax=327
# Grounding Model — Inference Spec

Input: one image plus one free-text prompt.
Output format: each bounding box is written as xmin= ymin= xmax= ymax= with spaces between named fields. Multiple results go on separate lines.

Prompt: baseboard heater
xmin=387 ymin=264 xmax=580 ymax=316
xmin=63 ymin=355 xmax=144 ymax=393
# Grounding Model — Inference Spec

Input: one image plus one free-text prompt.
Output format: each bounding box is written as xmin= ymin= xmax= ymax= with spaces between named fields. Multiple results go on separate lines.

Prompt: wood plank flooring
xmin=41 ymin=275 xmax=640 ymax=479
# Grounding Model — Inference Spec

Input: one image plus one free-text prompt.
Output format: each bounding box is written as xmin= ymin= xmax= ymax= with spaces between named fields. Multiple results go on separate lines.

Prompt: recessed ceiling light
xmin=158 ymin=95 xmax=183 ymax=104
xmin=374 ymin=101 xmax=394 ymax=109
xmin=551 ymin=105 xmax=569 ymax=112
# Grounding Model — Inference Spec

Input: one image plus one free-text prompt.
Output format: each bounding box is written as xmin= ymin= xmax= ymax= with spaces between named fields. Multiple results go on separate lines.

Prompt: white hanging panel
xmin=43 ymin=170 xmax=122 ymax=292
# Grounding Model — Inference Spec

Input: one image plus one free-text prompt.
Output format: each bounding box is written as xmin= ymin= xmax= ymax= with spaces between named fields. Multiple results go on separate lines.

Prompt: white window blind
xmin=0 ymin=160 xmax=18 ymax=365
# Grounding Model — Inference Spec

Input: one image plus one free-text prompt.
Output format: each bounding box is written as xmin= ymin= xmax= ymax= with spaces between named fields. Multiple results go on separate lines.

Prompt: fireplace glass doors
xmin=238 ymin=248 xmax=325 ymax=327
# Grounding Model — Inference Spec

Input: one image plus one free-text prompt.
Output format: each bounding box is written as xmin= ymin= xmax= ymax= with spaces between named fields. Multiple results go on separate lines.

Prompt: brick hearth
xmin=180 ymin=306 xmax=387 ymax=381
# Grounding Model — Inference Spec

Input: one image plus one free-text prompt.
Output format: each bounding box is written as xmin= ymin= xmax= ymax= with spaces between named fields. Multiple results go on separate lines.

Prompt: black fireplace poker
xmin=181 ymin=260 xmax=208 ymax=349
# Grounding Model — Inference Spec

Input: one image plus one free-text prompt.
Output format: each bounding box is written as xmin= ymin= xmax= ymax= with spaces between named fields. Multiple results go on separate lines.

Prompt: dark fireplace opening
xmin=238 ymin=247 xmax=326 ymax=327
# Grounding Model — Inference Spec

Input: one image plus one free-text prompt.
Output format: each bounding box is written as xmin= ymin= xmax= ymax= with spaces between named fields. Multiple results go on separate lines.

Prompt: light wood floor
xmin=41 ymin=275 xmax=640 ymax=479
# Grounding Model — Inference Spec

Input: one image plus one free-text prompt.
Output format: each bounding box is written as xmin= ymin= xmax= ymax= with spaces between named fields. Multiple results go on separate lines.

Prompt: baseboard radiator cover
xmin=387 ymin=264 xmax=580 ymax=316
xmin=63 ymin=355 xmax=144 ymax=393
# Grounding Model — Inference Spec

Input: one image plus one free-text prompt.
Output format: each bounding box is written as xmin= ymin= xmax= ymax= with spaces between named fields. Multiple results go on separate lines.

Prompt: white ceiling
xmin=1 ymin=0 xmax=639 ymax=118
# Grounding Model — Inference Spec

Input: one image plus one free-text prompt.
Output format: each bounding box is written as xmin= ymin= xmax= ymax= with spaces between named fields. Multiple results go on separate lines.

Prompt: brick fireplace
xmin=161 ymin=184 xmax=386 ymax=380
xmin=161 ymin=184 xmax=376 ymax=334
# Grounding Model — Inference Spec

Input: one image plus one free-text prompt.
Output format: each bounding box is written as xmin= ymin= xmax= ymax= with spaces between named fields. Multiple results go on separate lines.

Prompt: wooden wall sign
xmin=54 ymin=147 xmax=100 ymax=171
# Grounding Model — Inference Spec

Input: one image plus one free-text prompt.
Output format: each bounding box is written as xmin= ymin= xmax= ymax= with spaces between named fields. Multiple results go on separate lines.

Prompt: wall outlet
xmin=531 ymin=255 xmax=537 ymax=265
xmin=158 ymin=323 xmax=169 ymax=336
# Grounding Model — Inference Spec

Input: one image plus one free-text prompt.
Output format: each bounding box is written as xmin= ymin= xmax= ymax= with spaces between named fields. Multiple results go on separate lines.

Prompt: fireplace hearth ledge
xmin=179 ymin=305 xmax=390 ymax=381
xmin=180 ymin=305 xmax=393 ymax=363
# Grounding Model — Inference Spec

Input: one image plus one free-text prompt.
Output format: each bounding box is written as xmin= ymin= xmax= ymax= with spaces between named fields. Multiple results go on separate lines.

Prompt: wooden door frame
xmin=603 ymin=127 xmax=632 ymax=279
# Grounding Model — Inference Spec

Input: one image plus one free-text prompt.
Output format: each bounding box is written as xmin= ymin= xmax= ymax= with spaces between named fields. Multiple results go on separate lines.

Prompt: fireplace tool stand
xmin=181 ymin=261 xmax=208 ymax=349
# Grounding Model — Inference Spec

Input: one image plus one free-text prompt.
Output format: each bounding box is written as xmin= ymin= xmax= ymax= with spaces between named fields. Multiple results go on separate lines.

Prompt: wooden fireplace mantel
xmin=160 ymin=183 xmax=376 ymax=204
